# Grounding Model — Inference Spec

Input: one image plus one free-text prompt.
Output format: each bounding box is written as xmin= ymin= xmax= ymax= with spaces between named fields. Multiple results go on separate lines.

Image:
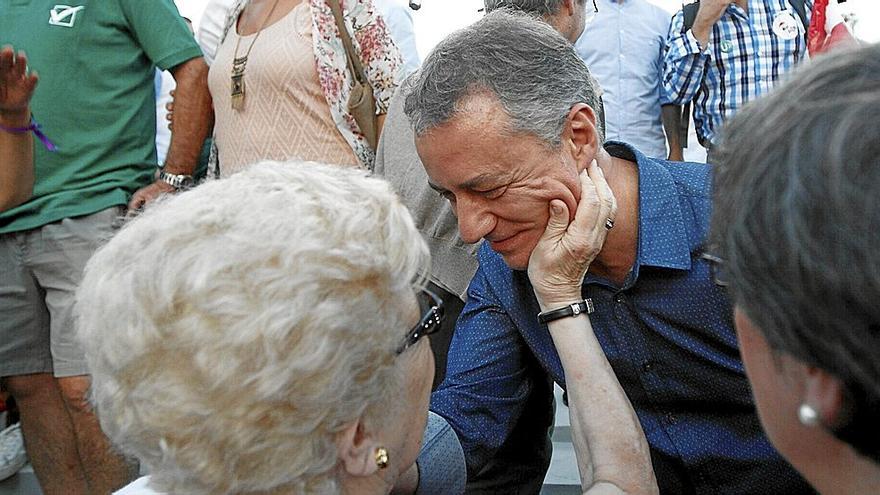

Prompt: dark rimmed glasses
xmin=395 ymin=289 xmax=445 ymax=355
xmin=700 ymin=251 xmax=730 ymax=287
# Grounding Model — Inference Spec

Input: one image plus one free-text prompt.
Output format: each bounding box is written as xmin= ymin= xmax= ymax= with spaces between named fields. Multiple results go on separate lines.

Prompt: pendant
xmin=231 ymin=56 xmax=248 ymax=111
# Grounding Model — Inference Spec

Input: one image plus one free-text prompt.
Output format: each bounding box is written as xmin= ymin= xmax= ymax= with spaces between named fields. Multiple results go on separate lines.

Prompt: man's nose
xmin=454 ymin=196 xmax=493 ymax=244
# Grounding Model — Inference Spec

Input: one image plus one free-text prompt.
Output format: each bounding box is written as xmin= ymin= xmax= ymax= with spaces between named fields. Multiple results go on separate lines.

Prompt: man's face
xmin=415 ymin=95 xmax=584 ymax=270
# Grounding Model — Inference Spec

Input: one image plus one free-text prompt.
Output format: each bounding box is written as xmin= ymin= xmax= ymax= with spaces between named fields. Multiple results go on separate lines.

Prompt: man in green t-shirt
xmin=0 ymin=1 xmax=213 ymax=492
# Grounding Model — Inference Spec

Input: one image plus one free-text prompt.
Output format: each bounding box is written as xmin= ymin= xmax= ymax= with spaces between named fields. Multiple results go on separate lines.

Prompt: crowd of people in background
xmin=0 ymin=0 xmax=876 ymax=494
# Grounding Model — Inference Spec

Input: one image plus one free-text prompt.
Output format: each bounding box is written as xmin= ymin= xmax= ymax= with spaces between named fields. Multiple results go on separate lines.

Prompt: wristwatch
xmin=158 ymin=169 xmax=194 ymax=191
xmin=537 ymin=298 xmax=595 ymax=324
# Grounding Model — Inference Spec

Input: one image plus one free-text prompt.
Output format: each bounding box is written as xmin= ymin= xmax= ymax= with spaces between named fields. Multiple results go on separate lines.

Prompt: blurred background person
xmin=0 ymin=44 xmax=38 ymax=484
xmin=0 ymin=46 xmax=37 ymax=213
xmin=575 ymin=0 xmax=674 ymax=160
xmin=374 ymin=0 xmax=600 ymax=395
xmin=374 ymin=0 xmax=421 ymax=74
xmin=662 ymin=0 xmax=811 ymax=163
xmin=208 ymin=0 xmax=403 ymax=175
xmin=711 ymin=42 xmax=880 ymax=495
xmin=0 ymin=2 xmax=210 ymax=492
xmin=77 ymin=162 xmax=441 ymax=495
xmin=198 ymin=0 xmax=241 ymax=65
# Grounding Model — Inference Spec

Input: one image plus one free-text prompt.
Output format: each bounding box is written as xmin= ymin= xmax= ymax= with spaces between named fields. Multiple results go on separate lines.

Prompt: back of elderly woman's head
xmin=76 ymin=162 xmax=430 ymax=494
xmin=711 ymin=43 xmax=880 ymax=464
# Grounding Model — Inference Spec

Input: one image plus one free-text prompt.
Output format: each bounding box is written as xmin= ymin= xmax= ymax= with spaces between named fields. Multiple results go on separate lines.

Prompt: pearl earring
xmin=798 ymin=404 xmax=819 ymax=427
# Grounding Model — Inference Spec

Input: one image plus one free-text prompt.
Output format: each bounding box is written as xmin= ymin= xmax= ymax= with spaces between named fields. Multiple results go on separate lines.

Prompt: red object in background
xmin=808 ymin=0 xmax=858 ymax=55
xmin=808 ymin=0 xmax=830 ymax=54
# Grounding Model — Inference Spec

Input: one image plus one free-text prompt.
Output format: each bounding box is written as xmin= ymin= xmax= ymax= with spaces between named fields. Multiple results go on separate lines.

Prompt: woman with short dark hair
xmin=711 ymin=42 xmax=880 ymax=495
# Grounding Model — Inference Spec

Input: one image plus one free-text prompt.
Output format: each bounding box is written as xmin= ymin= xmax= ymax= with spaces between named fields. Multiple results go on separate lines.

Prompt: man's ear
xmin=336 ymin=419 xmax=381 ymax=477
xmin=802 ymin=366 xmax=847 ymax=428
xmin=561 ymin=0 xmax=577 ymax=15
xmin=565 ymin=103 xmax=600 ymax=170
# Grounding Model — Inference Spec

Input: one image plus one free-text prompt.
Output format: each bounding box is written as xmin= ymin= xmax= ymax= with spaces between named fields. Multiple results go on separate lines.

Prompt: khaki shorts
xmin=0 ymin=206 xmax=124 ymax=378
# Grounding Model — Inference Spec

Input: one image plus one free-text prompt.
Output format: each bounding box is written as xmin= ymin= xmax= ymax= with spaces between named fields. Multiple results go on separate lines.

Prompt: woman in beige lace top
xmin=208 ymin=0 xmax=402 ymax=176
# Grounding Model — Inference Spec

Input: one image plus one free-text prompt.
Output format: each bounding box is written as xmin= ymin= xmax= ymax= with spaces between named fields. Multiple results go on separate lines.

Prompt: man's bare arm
xmin=0 ymin=46 xmax=37 ymax=212
xmin=661 ymin=104 xmax=685 ymax=161
xmin=128 ymin=57 xmax=213 ymax=210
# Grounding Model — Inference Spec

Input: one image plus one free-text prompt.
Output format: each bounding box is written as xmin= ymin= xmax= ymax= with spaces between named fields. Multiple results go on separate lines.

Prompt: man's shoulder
xmin=657 ymin=158 xmax=713 ymax=199
xmin=608 ymin=142 xmax=713 ymax=204
xmin=639 ymin=0 xmax=673 ymax=29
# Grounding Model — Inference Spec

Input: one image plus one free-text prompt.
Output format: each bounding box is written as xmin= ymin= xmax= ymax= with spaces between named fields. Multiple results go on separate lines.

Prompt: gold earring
xmin=375 ymin=447 xmax=389 ymax=469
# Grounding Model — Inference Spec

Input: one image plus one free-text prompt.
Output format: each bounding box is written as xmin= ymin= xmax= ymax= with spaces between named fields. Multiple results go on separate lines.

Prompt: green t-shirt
xmin=0 ymin=0 xmax=203 ymax=233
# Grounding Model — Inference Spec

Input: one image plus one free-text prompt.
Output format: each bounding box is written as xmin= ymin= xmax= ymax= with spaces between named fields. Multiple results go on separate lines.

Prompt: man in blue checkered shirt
xmin=661 ymin=0 xmax=812 ymax=159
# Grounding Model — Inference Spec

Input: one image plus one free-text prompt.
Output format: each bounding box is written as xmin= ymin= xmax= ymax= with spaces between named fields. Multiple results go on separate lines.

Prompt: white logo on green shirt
xmin=48 ymin=5 xmax=84 ymax=28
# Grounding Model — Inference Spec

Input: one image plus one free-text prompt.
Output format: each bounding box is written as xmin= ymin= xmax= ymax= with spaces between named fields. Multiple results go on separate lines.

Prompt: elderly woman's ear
xmin=337 ymin=420 xmax=383 ymax=477
xmin=803 ymin=367 xmax=847 ymax=429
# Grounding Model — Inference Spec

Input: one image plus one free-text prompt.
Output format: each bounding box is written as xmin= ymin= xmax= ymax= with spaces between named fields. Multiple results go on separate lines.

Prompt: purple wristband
xmin=0 ymin=117 xmax=58 ymax=152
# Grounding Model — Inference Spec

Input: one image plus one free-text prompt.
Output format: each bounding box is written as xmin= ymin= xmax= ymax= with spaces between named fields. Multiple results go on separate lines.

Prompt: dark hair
xmin=711 ymin=44 xmax=880 ymax=463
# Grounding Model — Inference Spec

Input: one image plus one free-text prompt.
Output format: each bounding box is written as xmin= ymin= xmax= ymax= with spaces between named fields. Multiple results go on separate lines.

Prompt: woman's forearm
xmin=547 ymin=312 xmax=657 ymax=495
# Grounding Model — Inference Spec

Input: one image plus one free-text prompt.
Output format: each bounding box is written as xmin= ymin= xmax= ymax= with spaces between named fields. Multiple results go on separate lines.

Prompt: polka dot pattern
xmin=428 ymin=143 xmax=814 ymax=493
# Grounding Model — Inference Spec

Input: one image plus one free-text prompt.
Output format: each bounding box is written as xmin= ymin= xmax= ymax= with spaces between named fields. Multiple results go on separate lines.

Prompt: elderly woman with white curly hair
xmin=75 ymin=161 xmax=451 ymax=494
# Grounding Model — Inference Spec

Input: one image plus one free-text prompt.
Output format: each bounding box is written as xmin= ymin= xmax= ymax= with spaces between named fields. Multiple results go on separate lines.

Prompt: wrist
xmin=160 ymin=163 xmax=196 ymax=176
xmin=690 ymin=25 xmax=711 ymax=50
xmin=0 ymin=109 xmax=31 ymax=128
xmin=157 ymin=170 xmax=193 ymax=191
xmin=537 ymin=299 xmax=595 ymax=325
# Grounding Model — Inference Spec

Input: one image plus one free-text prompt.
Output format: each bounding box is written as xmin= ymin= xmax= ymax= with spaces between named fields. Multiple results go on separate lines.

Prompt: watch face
xmin=161 ymin=172 xmax=194 ymax=189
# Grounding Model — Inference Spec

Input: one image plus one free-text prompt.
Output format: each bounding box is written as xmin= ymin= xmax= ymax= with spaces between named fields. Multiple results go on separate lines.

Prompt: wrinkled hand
xmin=127 ymin=179 xmax=175 ymax=213
xmin=0 ymin=46 xmax=38 ymax=121
xmin=527 ymin=160 xmax=617 ymax=309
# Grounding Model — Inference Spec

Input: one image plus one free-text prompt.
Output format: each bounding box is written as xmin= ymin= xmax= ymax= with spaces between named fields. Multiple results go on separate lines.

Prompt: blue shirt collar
xmin=605 ymin=141 xmax=692 ymax=272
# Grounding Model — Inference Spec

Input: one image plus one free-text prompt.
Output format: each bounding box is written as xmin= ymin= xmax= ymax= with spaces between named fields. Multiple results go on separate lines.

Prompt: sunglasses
xmin=396 ymin=289 xmax=445 ymax=355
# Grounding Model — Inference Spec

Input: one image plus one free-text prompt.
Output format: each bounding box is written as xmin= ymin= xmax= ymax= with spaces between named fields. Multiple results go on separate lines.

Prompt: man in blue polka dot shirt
xmin=399 ymin=9 xmax=814 ymax=495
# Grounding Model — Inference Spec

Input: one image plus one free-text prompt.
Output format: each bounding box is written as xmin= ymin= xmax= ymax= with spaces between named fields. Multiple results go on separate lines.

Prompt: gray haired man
xmin=372 ymin=0 xmax=603 ymax=426
xmin=403 ymin=10 xmax=813 ymax=494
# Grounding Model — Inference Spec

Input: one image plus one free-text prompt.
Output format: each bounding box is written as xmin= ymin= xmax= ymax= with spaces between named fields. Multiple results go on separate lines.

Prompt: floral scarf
xmin=218 ymin=0 xmax=403 ymax=170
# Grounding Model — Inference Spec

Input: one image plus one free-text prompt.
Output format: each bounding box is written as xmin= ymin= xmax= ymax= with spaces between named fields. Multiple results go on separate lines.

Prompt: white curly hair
xmin=75 ymin=161 xmax=430 ymax=494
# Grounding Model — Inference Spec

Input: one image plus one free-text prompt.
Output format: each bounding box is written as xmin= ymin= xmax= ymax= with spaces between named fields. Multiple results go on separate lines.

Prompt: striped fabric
xmin=661 ymin=0 xmax=812 ymax=147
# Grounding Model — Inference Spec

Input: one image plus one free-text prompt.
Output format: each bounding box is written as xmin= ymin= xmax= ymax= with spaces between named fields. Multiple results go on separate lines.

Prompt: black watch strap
xmin=537 ymin=298 xmax=595 ymax=324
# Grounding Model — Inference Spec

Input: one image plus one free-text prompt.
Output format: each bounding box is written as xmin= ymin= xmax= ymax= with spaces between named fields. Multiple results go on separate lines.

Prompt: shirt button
xmin=615 ymin=294 xmax=625 ymax=303
xmin=666 ymin=413 xmax=677 ymax=425
xmin=641 ymin=361 xmax=654 ymax=372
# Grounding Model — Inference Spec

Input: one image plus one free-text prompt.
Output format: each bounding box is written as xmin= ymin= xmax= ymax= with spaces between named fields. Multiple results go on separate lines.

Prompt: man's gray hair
xmin=404 ymin=9 xmax=603 ymax=147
